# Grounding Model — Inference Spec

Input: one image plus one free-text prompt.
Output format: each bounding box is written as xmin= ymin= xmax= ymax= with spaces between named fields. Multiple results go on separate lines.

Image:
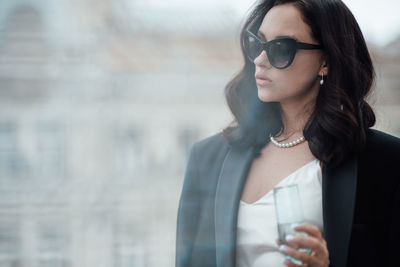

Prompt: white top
xmin=235 ymin=159 xmax=324 ymax=267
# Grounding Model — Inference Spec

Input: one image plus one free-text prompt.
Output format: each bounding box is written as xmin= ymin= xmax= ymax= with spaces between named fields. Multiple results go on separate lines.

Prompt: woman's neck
xmin=278 ymin=99 xmax=315 ymax=138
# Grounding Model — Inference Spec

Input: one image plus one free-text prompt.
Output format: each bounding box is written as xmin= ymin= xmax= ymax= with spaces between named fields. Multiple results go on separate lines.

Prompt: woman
xmin=176 ymin=0 xmax=400 ymax=266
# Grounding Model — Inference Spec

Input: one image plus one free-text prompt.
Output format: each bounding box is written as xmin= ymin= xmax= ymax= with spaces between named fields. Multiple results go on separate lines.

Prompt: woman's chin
xmin=257 ymin=89 xmax=278 ymax=103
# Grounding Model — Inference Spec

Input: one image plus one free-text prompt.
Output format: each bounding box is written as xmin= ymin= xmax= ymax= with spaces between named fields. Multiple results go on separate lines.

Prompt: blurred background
xmin=0 ymin=0 xmax=399 ymax=266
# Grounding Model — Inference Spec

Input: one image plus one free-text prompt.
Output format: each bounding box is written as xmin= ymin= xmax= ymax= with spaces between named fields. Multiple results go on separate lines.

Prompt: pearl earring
xmin=320 ymin=72 xmax=324 ymax=85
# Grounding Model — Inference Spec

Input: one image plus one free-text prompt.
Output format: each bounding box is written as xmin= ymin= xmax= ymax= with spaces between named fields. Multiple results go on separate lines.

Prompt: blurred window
xmin=113 ymin=222 xmax=145 ymax=267
xmin=0 ymin=122 xmax=21 ymax=178
xmin=37 ymin=223 xmax=69 ymax=267
xmin=0 ymin=222 xmax=20 ymax=267
xmin=178 ymin=127 xmax=199 ymax=157
xmin=114 ymin=127 xmax=143 ymax=181
xmin=35 ymin=123 xmax=65 ymax=179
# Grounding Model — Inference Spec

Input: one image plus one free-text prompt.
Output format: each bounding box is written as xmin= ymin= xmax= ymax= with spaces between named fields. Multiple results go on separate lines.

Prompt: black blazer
xmin=176 ymin=129 xmax=400 ymax=267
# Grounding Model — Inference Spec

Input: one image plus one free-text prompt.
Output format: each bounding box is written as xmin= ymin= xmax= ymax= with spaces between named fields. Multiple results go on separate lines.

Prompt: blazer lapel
xmin=322 ymin=154 xmax=358 ymax=267
xmin=214 ymin=146 xmax=255 ymax=267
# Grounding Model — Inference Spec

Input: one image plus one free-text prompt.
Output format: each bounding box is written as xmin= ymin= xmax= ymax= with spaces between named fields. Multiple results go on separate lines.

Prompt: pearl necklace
xmin=269 ymin=134 xmax=305 ymax=148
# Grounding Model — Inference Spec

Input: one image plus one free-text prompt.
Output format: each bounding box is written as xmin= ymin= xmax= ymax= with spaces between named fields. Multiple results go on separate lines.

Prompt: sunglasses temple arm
xmin=296 ymin=43 xmax=323 ymax=49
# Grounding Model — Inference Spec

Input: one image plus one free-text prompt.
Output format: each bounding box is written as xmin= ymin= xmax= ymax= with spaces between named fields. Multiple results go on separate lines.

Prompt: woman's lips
xmin=256 ymin=77 xmax=272 ymax=86
xmin=255 ymin=74 xmax=272 ymax=86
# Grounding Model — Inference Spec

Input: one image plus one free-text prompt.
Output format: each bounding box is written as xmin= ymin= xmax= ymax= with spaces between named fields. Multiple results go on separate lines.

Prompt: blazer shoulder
xmin=186 ymin=132 xmax=231 ymax=177
xmin=192 ymin=131 xmax=230 ymax=156
xmin=362 ymin=129 xmax=400 ymax=175
xmin=366 ymin=128 xmax=400 ymax=151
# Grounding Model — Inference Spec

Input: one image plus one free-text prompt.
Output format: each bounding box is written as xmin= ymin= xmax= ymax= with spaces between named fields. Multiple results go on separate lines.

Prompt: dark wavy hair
xmin=222 ymin=0 xmax=376 ymax=167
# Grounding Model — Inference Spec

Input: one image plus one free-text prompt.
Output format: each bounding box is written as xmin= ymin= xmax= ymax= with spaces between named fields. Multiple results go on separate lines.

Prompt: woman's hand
xmin=276 ymin=223 xmax=330 ymax=267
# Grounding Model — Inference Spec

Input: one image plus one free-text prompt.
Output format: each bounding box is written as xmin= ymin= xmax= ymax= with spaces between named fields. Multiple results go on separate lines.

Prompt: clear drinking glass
xmin=273 ymin=184 xmax=311 ymax=264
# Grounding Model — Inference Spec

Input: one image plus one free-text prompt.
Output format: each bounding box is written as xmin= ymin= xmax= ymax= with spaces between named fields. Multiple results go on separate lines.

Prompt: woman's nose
xmin=253 ymin=50 xmax=271 ymax=68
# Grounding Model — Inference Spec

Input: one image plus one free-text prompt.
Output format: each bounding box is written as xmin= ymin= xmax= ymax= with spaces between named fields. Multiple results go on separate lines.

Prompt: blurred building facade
xmin=0 ymin=1 xmax=398 ymax=267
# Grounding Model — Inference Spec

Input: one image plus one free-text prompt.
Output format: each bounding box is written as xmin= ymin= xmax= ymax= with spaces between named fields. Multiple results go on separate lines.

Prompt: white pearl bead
xmin=269 ymin=134 xmax=305 ymax=148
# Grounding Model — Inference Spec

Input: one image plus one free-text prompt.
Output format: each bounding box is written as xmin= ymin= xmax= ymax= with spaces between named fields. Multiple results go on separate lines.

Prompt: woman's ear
xmin=320 ymin=56 xmax=328 ymax=76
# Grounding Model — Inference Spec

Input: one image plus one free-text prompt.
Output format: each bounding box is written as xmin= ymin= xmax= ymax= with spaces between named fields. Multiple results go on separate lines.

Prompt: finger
xmin=285 ymin=234 xmax=327 ymax=257
xmin=280 ymin=245 xmax=319 ymax=266
xmin=282 ymin=258 xmax=305 ymax=267
xmin=292 ymin=223 xmax=323 ymax=240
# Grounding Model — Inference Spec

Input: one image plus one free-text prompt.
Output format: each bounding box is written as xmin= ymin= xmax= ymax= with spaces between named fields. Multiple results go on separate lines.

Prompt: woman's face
xmin=254 ymin=3 xmax=327 ymax=105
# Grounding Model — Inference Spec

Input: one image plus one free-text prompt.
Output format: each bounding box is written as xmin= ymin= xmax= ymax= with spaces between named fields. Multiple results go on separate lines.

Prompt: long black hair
xmin=222 ymin=0 xmax=376 ymax=167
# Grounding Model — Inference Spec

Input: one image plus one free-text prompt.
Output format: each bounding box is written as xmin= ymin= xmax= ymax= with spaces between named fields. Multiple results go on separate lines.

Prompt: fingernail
xmin=291 ymin=223 xmax=300 ymax=229
xmin=279 ymin=244 xmax=289 ymax=253
xmin=286 ymin=234 xmax=295 ymax=242
xmin=282 ymin=259 xmax=290 ymax=265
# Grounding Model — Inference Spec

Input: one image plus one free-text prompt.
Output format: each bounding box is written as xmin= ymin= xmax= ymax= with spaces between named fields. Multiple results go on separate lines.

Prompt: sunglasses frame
xmin=243 ymin=30 xmax=323 ymax=69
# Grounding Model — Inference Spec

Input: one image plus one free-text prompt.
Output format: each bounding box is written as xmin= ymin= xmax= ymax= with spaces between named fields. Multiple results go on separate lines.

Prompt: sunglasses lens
xmin=244 ymin=31 xmax=296 ymax=69
xmin=268 ymin=40 xmax=293 ymax=69
xmin=244 ymin=34 xmax=263 ymax=62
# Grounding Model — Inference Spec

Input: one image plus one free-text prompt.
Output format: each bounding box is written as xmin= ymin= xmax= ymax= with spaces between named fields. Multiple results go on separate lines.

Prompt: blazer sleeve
xmin=388 ymin=182 xmax=400 ymax=263
xmin=176 ymin=143 xmax=201 ymax=267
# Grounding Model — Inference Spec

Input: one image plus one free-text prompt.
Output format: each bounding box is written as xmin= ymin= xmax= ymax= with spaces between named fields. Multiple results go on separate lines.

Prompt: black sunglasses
xmin=243 ymin=30 xmax=323 ymax=69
